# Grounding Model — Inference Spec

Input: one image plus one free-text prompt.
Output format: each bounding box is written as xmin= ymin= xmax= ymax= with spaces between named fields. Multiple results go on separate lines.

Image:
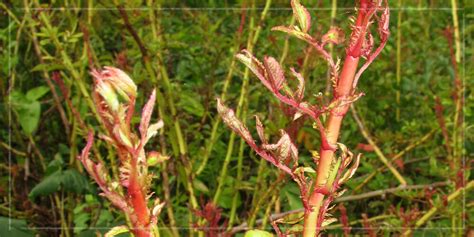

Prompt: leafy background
xmin=0 ymin=0 xmax=473 ymax=236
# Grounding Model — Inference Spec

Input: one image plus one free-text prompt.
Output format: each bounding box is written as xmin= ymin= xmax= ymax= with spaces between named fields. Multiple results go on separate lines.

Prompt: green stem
xmin=228 ymin=136 xmax=246 ymax=228
xmin=279 ymin=17 xmax=295 ymax=65
xmin=248 ymin=158 xmax=267 ymax=228
xmin=54 ymin=193 xmax=70 ymax=237
xmin=396 ymin=0 xmax=402 ymax=121
xmin=261 ymin=192 xmax=278 ymax=229
xmin=325 ymin=0 xmax=338 ymax=96
xmin=450 ymin=0 xmax=461 ymax=63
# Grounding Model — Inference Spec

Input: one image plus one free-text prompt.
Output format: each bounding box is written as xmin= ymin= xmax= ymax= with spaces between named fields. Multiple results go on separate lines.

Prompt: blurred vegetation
xmin=0 ymin=0 xmax=473 ymax=236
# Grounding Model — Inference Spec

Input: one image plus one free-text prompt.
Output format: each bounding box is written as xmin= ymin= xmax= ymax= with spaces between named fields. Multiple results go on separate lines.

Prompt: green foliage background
xmin=0 ymin=0 xmax=473 ymax=236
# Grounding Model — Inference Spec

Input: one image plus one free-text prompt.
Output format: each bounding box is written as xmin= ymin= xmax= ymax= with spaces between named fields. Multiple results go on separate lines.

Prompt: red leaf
xmin=235 ymin=50 xmax=271 ymax=90
xmin=322 ymin=27 xmax=345 ymax=45
xmin=263 ymin=56 xmax=285 ymax=90
xmin=393 ymin=159 xmax=405 ymax=171
xmin=79 ymin=131 xmax=95 ymax=163
xmin=356 ymin=143 xmax=374 ymax=152
xmin=272 ymin=25 xmax=314 ymax=44
xmin=216 ymin=98 xmax=255 ymax=146
xmin=140 ymin=89 xmax=156 ymax=144
xmin=255 ymin=116 xmax=267 ymax=144
xmin=290 ymin=67 xmax=305 ymax=101
xmin=291 ymin=0 xmax=311 ymax=33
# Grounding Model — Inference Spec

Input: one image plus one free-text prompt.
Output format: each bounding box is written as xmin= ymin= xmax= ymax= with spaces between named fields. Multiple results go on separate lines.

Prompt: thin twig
xmin=350 ymin=105 xmax=407 ymax=185
xmin=402 ymin=181 xmax=474 ymax=236
xmin=0 ymin=141 xmax=27 ymax=156
xmin=117 ymin=6 xmax=149 ymax=59
xmin=354 ymin=129 xmax=436 ymax=192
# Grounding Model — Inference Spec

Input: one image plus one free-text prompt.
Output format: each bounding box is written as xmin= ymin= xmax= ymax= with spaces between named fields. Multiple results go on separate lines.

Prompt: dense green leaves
xmin=0 ymin=217 xmax=35 ymax=237
xmin=10 ymin=86 xmax=50 ymax=135
xmin=179 ymin=92 xmax=205 ymax=117
xmin=29 ymin=169 xmax=91 ymax=200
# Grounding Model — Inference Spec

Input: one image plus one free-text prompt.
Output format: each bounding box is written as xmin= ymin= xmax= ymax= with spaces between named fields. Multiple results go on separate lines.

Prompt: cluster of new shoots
xmin=79 ymin=67 xmax=166 ymax=237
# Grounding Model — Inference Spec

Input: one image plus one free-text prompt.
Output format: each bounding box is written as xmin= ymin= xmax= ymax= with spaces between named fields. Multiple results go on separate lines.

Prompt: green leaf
xmin=61 ymin=169 xmax=91 ymax=194
xmin=29 ymin=170 xmax=62 ymax=199
xmin=46 ymin=153 xmax=64 ymax=175
xmin=11 ymin=91 xmax=41 ymax=135
xmin=29 ymin=169 xmax=91 ymax=200
xmin=244 ymin=230 xmax=274 ymax=237
xmin=284 ymin=191 xmax=303 ymax=210
xmin=96 ymin=210 xmax=114 ymax=226
xmin=281 ymin=183 xmax=303 ymax=210
xmin=193 ymin=178 xmax=209 ymax=193
xmin=30 ymin=63 xmax=66 ymax=72
xmin=217 ymin=187 xmax=241 ymax=209
xmin=26 ymin=86 xmax=50 ymax=100
xmin=18 ymin=101 xmax=41 ymax=135
xmin=179 ymin=93 xmax=204 ymax=117
xmin=73 ymin=204 xmax=91 ymax=234
xmin=0 ymin=217 xmax=35 ymax=237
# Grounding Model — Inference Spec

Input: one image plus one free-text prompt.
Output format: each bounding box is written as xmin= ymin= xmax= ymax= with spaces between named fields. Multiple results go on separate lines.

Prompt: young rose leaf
xmin=339 ymin=153 xmax=361 ymax=185
xmin=311 ymin=150 xmax=320 ymax=164
xmin=145 ymin=120 xmax=164 ymax=144
xmin=360 ymin=32 xmax=374 ymax=59
xmin=290 ymin=68 xmax=305 ymax=101
xmin=335 ymin=189 xmax=347 ymax=198
xmin=272 ymin=26 xmax=314 ymax=44
xmin=113 ymin=125 xmax=133 ymax=149
xmin=119 ymin=165 xmax=131 ymax=187
xmin=293 ymin=111 xmax=304 ymax=121
xmin=216 ymin=98 xmax=255 ymax=145
xmin=378 ymin=5 xmax=390 ymax=41
xmin=235 ymin=50 xmax=272 ymax=90
xmin=152 ymin=200 xmax=165 ymax=217
xmin=326 ymin=156 xmax=342 ymax=190
xmin=78 ymin=132 xmax=94 ymax=165
xmin=322 ymin=27 xmax=345 ymax=45
xmin=147 ymin=151 xmax=169 ymax=166
xmin=95 ymin=80 xmax=119 ymax=112
xmin=78 ymin=132 xmax=111 ymax=189
xmin=255 ymin=116 xmax=267 ymax=144
xmin=99 ymin=67 xmax=137 ymax=102
xmin=262 ymin=130 xmax=298 ymax=164
xmin=327 ymin=93 xmax=364 ymax=111
xmin=321 ymin=217 xmax=338 ymax=227
xmin=263 ymin=56 xmax=285 ymax=90
xmin=104 ymin=225 xmax=130 ymax=237
xmin=140 ymin=89 xmax=156 ymax=143
xmin=294 ymin=166 xmax=316 ymax=174
xmin=291 ymin=0 xmax=311 ymax=33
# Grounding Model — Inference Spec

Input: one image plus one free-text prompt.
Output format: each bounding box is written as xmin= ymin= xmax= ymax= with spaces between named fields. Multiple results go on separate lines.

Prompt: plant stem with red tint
xmin=303 ymin=1 xmax=376 ymax=235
